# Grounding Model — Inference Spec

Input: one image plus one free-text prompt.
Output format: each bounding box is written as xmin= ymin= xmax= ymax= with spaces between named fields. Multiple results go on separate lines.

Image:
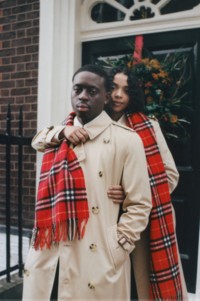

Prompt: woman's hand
xmin=107 ymin=185 xmax=125 ymax=204
xmin=60 ymin=126 xmax=89 ymax=145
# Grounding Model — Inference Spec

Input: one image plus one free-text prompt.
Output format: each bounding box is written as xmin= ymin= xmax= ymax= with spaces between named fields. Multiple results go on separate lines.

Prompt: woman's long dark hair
xmin=107 ymin=66 xmax=145 ymax=114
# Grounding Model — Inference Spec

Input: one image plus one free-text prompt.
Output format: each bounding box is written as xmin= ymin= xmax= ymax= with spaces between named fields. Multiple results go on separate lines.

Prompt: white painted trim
xmin=80 ymin=5 xmax=200 ymax=41
xmin=36 ymin=0 xmax=82 ymax=179
xmin=36 ymin=0 xmax=55 ymax=180
xmin=81 ymin=0 xmax=172 ymax=30
xmin=38 ymin=0 xmax=82 ymax=129
xmin=37 ymin=0 xmax=54 ymax=130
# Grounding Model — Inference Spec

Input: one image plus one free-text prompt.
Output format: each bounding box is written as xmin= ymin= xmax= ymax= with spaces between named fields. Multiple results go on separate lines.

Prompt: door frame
xmin=82 ymin=29 xmax=200 ymax=294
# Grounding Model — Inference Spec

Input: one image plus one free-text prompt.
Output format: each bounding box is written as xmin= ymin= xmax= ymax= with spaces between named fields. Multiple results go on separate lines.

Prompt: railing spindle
xmin=5 ymin=104 xmax=11 ymax=282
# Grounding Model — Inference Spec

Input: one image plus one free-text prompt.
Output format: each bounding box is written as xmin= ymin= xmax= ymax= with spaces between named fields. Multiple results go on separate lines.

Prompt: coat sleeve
xmin=116 ymin=132 xmax=152 ymax=253
xmin=31 ymin=125 xmax=65 ymax=152
xmin=151 ymin=119 xmax=179 ymax=193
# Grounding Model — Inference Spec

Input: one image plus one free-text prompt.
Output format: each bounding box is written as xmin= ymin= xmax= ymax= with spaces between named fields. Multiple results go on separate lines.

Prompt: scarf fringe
xmin=31 ymin=218 xmax=88 ymax=250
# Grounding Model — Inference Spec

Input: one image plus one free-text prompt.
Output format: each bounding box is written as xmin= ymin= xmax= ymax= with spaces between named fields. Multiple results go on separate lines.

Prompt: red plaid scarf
xmin=32 ymin=113 xmax=89 ymax=249
xmin=126 ymin=112 xmax=183 ymax=300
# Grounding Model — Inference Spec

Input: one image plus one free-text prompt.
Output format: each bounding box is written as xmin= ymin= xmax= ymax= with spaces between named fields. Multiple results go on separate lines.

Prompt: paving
xmin=0 ymin=233 xmax=30 ymax=278
xmin=0 ymin=231 xmax=30 ymax=300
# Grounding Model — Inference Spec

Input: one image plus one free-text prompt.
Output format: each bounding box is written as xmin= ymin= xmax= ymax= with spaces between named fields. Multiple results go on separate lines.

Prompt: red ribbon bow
xmin=133 ymin=35 xmax=143 ymax=64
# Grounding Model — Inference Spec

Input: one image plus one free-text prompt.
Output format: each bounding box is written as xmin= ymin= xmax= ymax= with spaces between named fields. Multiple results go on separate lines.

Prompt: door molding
xmin=82 ymin=29 xmax=200 ymax=296
xmin=80 ymin=1 xmax=200 ymax=41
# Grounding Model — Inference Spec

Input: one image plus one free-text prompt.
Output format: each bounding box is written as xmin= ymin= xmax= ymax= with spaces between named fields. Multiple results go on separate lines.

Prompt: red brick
xmin=0 ymin=0 xmax=39 ymax=228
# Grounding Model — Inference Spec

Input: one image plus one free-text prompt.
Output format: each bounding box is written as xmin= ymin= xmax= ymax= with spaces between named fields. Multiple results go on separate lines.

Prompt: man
xmin=23 ymin=64 xmax=152 ymax=300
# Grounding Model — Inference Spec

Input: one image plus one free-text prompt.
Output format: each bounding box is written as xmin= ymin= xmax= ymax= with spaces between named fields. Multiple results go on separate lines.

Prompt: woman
xmin=31 ymin=66 xmax=188 ymax=300
xmin=107 ymin=66 xmax=179 ymax=195
xmin=106 ymin=66 xmax=188 ymax=300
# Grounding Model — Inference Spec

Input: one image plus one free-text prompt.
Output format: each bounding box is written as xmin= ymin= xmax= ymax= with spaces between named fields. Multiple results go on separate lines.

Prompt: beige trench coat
xmin=23 ymin=111 xmax=152 ymax=301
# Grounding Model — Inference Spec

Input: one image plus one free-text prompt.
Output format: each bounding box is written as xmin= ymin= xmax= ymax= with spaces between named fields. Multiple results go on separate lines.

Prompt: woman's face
xmin=110 ymin=73 xmax=130 ymax=114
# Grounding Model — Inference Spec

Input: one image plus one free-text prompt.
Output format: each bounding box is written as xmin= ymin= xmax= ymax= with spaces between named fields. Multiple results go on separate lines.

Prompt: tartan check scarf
xmin=32 ymin=112 xmax=89 ymax=250
xmin=126 ymin=112 xmax=183 ymax=300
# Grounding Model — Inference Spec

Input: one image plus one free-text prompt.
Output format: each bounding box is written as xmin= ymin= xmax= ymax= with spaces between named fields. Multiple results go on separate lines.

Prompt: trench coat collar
xmin=75 ymin=111 xmax=113 ymax=140
xmin=73 ymin=111 xmax=112 ymax=162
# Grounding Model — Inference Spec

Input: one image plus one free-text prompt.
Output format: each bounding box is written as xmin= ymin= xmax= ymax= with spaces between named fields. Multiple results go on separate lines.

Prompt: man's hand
xmin=60 ymin=126 xmax=89 ymax=145
xmin=107 ymin=185 xmax=125 ymax=204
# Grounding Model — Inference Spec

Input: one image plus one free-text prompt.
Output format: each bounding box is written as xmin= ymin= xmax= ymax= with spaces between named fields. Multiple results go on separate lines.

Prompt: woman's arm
xmin=107 ymin=185 xmax=126 ymax=203
xmin=150 ymin=119 xmax=179 ymax=193
xmin=108 ymin=119 xmax=179 ymax=203
xmin=31 ymin=125 xmax=65 ymax=152
xmin=31 ymin=125 xmax=89 ymax=151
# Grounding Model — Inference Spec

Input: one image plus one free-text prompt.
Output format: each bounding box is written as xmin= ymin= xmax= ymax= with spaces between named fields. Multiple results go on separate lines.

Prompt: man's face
xmin=71 ymin=71 xmax=108 ymax=124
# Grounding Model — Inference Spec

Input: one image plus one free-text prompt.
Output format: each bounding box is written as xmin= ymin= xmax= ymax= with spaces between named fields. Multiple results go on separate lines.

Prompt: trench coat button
xmin=103 ymin=138 xmax=110 ymax=143
xmin=89 ymin=243 xmax=97 ymax=252
xmin=88 ymin=282 xmax=95 ymax=289
xmin=98 ymin=171 xmax=103 ymax=177
xmin=92 ymin=206 xmax=99 ymax=214
xmin=24 ymin=269 xmax=30 ymax=276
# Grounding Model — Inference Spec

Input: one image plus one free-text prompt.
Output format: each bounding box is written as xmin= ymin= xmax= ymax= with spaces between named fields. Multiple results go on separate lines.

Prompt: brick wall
xmin=0 ymin=0 xmax=39 ymax=228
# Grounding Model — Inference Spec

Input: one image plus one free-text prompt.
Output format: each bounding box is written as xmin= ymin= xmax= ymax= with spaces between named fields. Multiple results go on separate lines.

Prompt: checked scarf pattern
xmin=32 ymin=113 xmax=89 ymax=250
xmin=126 ymin=112 xmax=183 ymax=300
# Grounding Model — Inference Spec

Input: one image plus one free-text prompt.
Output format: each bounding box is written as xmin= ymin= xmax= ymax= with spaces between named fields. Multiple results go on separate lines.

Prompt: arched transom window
xmin=81 ymin=0 xmax=200 ymax=41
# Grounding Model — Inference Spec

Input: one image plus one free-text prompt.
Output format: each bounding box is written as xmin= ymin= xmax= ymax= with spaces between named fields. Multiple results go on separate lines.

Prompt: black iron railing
xmin=0 ymin=105 xmax=32 ymax=282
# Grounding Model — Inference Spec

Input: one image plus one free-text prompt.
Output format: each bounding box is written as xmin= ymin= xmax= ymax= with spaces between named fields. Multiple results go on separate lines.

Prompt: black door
xmin=82 ymin=28 xmax=200 ymax=293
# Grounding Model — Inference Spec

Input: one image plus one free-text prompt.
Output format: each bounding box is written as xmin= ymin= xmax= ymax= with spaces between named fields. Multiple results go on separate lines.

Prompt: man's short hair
xmin=72 ymin=64 xmax=110 ymax=91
